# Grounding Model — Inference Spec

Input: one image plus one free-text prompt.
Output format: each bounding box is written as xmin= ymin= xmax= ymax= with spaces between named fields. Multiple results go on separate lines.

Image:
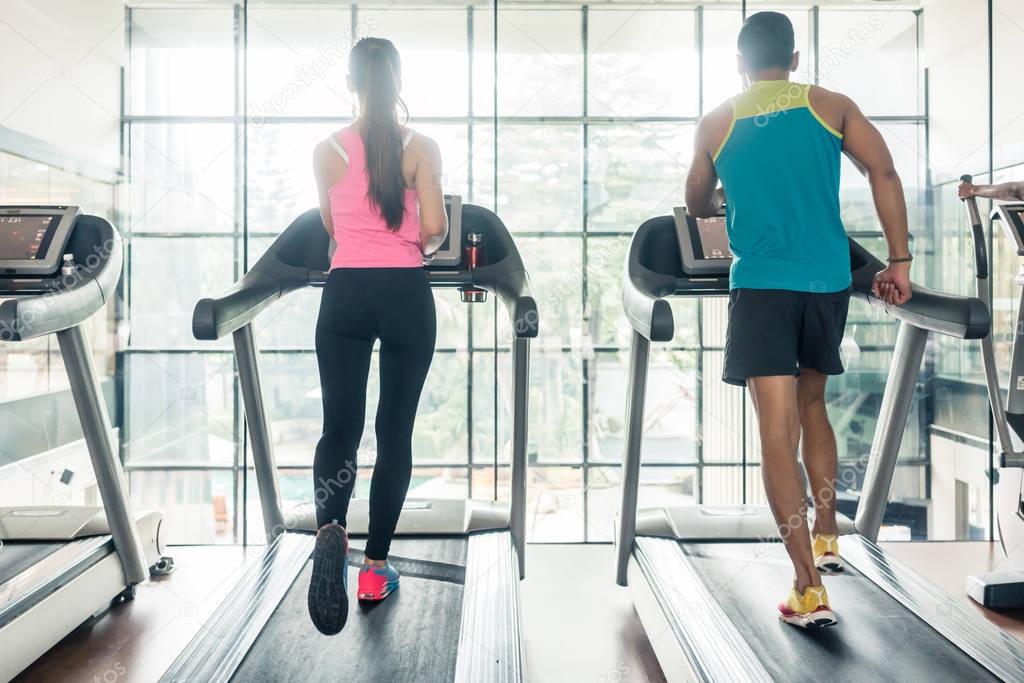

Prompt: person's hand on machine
xmin=958 ymin=179 xmax=978 ymax=200
xmin=958 ymin=178 xmax=1024 ymax=202
xmin=872 ymin=260 xmax=912 ymax=306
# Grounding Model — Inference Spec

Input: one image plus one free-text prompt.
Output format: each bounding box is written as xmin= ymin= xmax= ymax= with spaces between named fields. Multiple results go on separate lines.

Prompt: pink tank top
xmin=327 ymin=127 xmax=422 ymax=269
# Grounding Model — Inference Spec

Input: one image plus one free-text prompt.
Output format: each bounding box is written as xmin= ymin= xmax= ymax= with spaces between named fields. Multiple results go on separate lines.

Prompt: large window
xmin=123 ymin=3 xmax=927 ymax=544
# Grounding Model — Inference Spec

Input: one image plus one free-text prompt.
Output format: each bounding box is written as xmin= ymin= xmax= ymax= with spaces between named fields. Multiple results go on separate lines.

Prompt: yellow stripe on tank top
xmin=712 ymin=82 xmax=843 ymax=162
xmin=732 ymin=80 xmax=808 ymax=120
xmin=805 ymin=84 xmax=844 ymax=139
xmin=712 ymin=101 xmax=736 ymax=163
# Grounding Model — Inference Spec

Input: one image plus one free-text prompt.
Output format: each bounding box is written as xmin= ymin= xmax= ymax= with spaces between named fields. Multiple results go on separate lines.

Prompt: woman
xmin=307 ymin=37 xmax=448 ymax=636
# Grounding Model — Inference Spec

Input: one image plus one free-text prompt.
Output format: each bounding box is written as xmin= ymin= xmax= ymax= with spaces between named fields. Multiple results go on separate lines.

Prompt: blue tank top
xmin=713 ymin=80 xmax=851 ymax=293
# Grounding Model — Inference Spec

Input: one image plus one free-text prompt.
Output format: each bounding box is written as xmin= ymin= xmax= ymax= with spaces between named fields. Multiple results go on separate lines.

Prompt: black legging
xmin=313 ymin=267 xmax=436 ymax=560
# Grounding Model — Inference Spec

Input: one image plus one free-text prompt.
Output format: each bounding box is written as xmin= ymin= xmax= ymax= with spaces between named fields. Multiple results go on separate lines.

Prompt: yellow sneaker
xmin=812 ymin=534 xmax=844 ymax=574
xmin=778 ymin=585 xmax=837 ymax=629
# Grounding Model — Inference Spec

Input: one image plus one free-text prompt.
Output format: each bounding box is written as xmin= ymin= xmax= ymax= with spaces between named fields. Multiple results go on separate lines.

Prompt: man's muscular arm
xmin=685 ymin=104 xmax=731 ymax=218
xmin=835 ymin=91 xmax=912 ymax=305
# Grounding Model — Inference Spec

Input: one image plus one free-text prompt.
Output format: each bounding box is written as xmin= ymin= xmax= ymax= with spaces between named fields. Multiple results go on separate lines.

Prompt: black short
xmin=723 ymin=287 xmax=851 ymax=387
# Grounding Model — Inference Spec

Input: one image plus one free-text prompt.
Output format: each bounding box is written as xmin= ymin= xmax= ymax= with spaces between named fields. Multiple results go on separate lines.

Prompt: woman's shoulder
xmin=404 ymin=129 xmax=441 ymax=157
xmin=313 ymin=137 xmax=338 ymax=167
xmin=315 ymin=129 xmax=352 ymax=165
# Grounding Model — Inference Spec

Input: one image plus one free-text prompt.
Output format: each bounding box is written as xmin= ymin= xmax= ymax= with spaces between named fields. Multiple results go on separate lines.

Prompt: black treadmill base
xmin=230 ymin=537 xmax=468 ymax=683
xmin=681 ymin=542 xmax=999 ymax=683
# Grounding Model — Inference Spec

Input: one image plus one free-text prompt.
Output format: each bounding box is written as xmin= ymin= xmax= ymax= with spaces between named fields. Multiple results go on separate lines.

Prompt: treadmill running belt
xmin=231 ymin=537 xmax=468 ymax=682
xmin=682 ymin=542 xmax=998 ymax=682
xmin=0 ymin=542 xmax=65 ymax=586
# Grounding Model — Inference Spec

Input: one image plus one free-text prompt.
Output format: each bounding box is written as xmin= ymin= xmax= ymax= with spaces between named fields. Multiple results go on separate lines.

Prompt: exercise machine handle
xmin=961 ymin=174 xmax=990 ymax=279
xmin=960 ymin=175 xmax=1020 ymax=465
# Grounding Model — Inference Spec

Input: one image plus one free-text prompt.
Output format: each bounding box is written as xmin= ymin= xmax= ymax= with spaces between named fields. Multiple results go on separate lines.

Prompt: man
xmin=685 ymin=11 xmax=912 ymax=628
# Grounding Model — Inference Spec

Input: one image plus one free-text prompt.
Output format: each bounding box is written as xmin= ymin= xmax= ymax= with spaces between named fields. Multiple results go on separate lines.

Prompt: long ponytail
xmin=349 ymin=38 xmax=408 ymax=231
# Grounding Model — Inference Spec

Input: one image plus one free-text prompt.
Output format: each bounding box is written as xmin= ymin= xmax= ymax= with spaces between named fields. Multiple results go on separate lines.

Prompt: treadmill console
xmin=0 ymin=206 xmax=79 ymax=276
xmin=993 ymin=202 xmax=1024 ymax=256
xmin=673 ymin=206 xmax=732 ymax=277
xmin=427 ymin=194 xmax=463 ymax=266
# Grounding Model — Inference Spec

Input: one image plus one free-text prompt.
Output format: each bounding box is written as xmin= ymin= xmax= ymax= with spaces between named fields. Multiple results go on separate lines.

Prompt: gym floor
xmin=17 ymin=542 xmax=1024 ymax=683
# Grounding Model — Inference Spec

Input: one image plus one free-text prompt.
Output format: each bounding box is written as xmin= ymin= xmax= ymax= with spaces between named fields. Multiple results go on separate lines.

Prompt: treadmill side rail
xmin=158 ymin=533 xmax=315 ymax=683
xmin=0 ymin=513 xmax=164 ymax=681
xmin=454 ymin=531 xmax=524 ymax=683
xmin=0 ymin=545 xmax=124 ymax=680
xmin=0 ymin=537 xmax=112 ymax=629
xmin=631 ymin=537 xmax=772 ymax=683
xmin=843 ymin=535 xmax=1024 ymax=681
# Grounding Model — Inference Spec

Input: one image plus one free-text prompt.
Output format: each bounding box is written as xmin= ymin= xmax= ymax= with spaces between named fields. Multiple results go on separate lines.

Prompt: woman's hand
xmin=872 ymin=261 xmax=912 ymax=306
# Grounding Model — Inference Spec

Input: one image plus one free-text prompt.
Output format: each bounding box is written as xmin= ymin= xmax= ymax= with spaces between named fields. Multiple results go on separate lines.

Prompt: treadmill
xmin=615 ymin=208 xmax=1024 ymax=682
xmin=0 ymin=206 xmax=168 ymax=682
xmin=160 ymin=196 xmax=535 ymax=682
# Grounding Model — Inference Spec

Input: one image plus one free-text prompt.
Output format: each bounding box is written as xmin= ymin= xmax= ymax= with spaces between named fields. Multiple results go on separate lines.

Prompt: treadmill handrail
xmin=193 ymin=205 xmax=538 ymax=341
xmin=469 ymin=263 xmax=538 ymax=339
xmin=622 ymin=217 xmax=683 ymax=343
xmin=193 ymin=270 xmax=286 ymax=341
xmin=849 ymin=240 xmax=990 ymax=340
xmin=0 ymin=215 xmax=122 ymax=342
xmin=623 ymin=215 xmax=990 ymax=342
xmin=194 ymin=204 xmax=534 ymax=576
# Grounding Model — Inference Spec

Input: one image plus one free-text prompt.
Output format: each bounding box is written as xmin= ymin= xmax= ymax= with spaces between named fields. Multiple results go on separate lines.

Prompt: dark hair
xmin=737 ymin=11 xmax=795 ymax=71
xmin=349 ymin=37 xmax=409 ymax=231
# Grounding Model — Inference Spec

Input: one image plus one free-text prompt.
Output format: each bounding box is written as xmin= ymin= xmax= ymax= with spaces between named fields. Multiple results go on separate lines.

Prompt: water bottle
xmin=465 ymin=233 xmax=485 ymax=269
xmin=61 ymin=254 xmax=76 ymax=277
xmin=460 ymin=233 xmax=487 ymax=303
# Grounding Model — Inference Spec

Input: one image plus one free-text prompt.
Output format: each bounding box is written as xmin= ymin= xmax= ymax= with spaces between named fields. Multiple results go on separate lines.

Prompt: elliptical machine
xmin=961 ymin=175 xmax=1024 ymax=608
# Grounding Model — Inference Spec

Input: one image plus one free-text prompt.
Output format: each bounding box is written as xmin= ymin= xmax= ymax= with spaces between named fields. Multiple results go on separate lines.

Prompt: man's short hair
xmin=737 ymin=11 xmax=795 ymax=71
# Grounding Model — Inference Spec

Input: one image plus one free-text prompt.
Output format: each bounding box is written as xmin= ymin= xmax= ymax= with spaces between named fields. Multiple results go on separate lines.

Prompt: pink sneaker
xmin=357 ymin=561 xmax=400 ymax=601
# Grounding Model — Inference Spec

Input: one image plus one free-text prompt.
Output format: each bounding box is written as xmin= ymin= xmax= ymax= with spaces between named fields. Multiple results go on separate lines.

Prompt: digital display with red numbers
xmin=0 ymin=215 xmax=58 ymax=260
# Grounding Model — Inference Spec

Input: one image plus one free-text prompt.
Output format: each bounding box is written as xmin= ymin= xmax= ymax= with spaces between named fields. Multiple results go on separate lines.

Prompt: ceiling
xmin=127 ymin=1 xmax=922 ymax=9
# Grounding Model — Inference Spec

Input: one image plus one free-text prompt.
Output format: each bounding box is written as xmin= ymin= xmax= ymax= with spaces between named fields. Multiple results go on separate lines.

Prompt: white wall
xmin=993 ymin=0 xmax=1024 ymax=171
xmin=0 ymin=0 xmax=124 ymax=169
xmin=923 ymin=0 xmax=989 ymax=183
xmin=929 ymin=434 xmax=990 ymax=540
xmin=925 ymin=0 xmax=1024 ymax=178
